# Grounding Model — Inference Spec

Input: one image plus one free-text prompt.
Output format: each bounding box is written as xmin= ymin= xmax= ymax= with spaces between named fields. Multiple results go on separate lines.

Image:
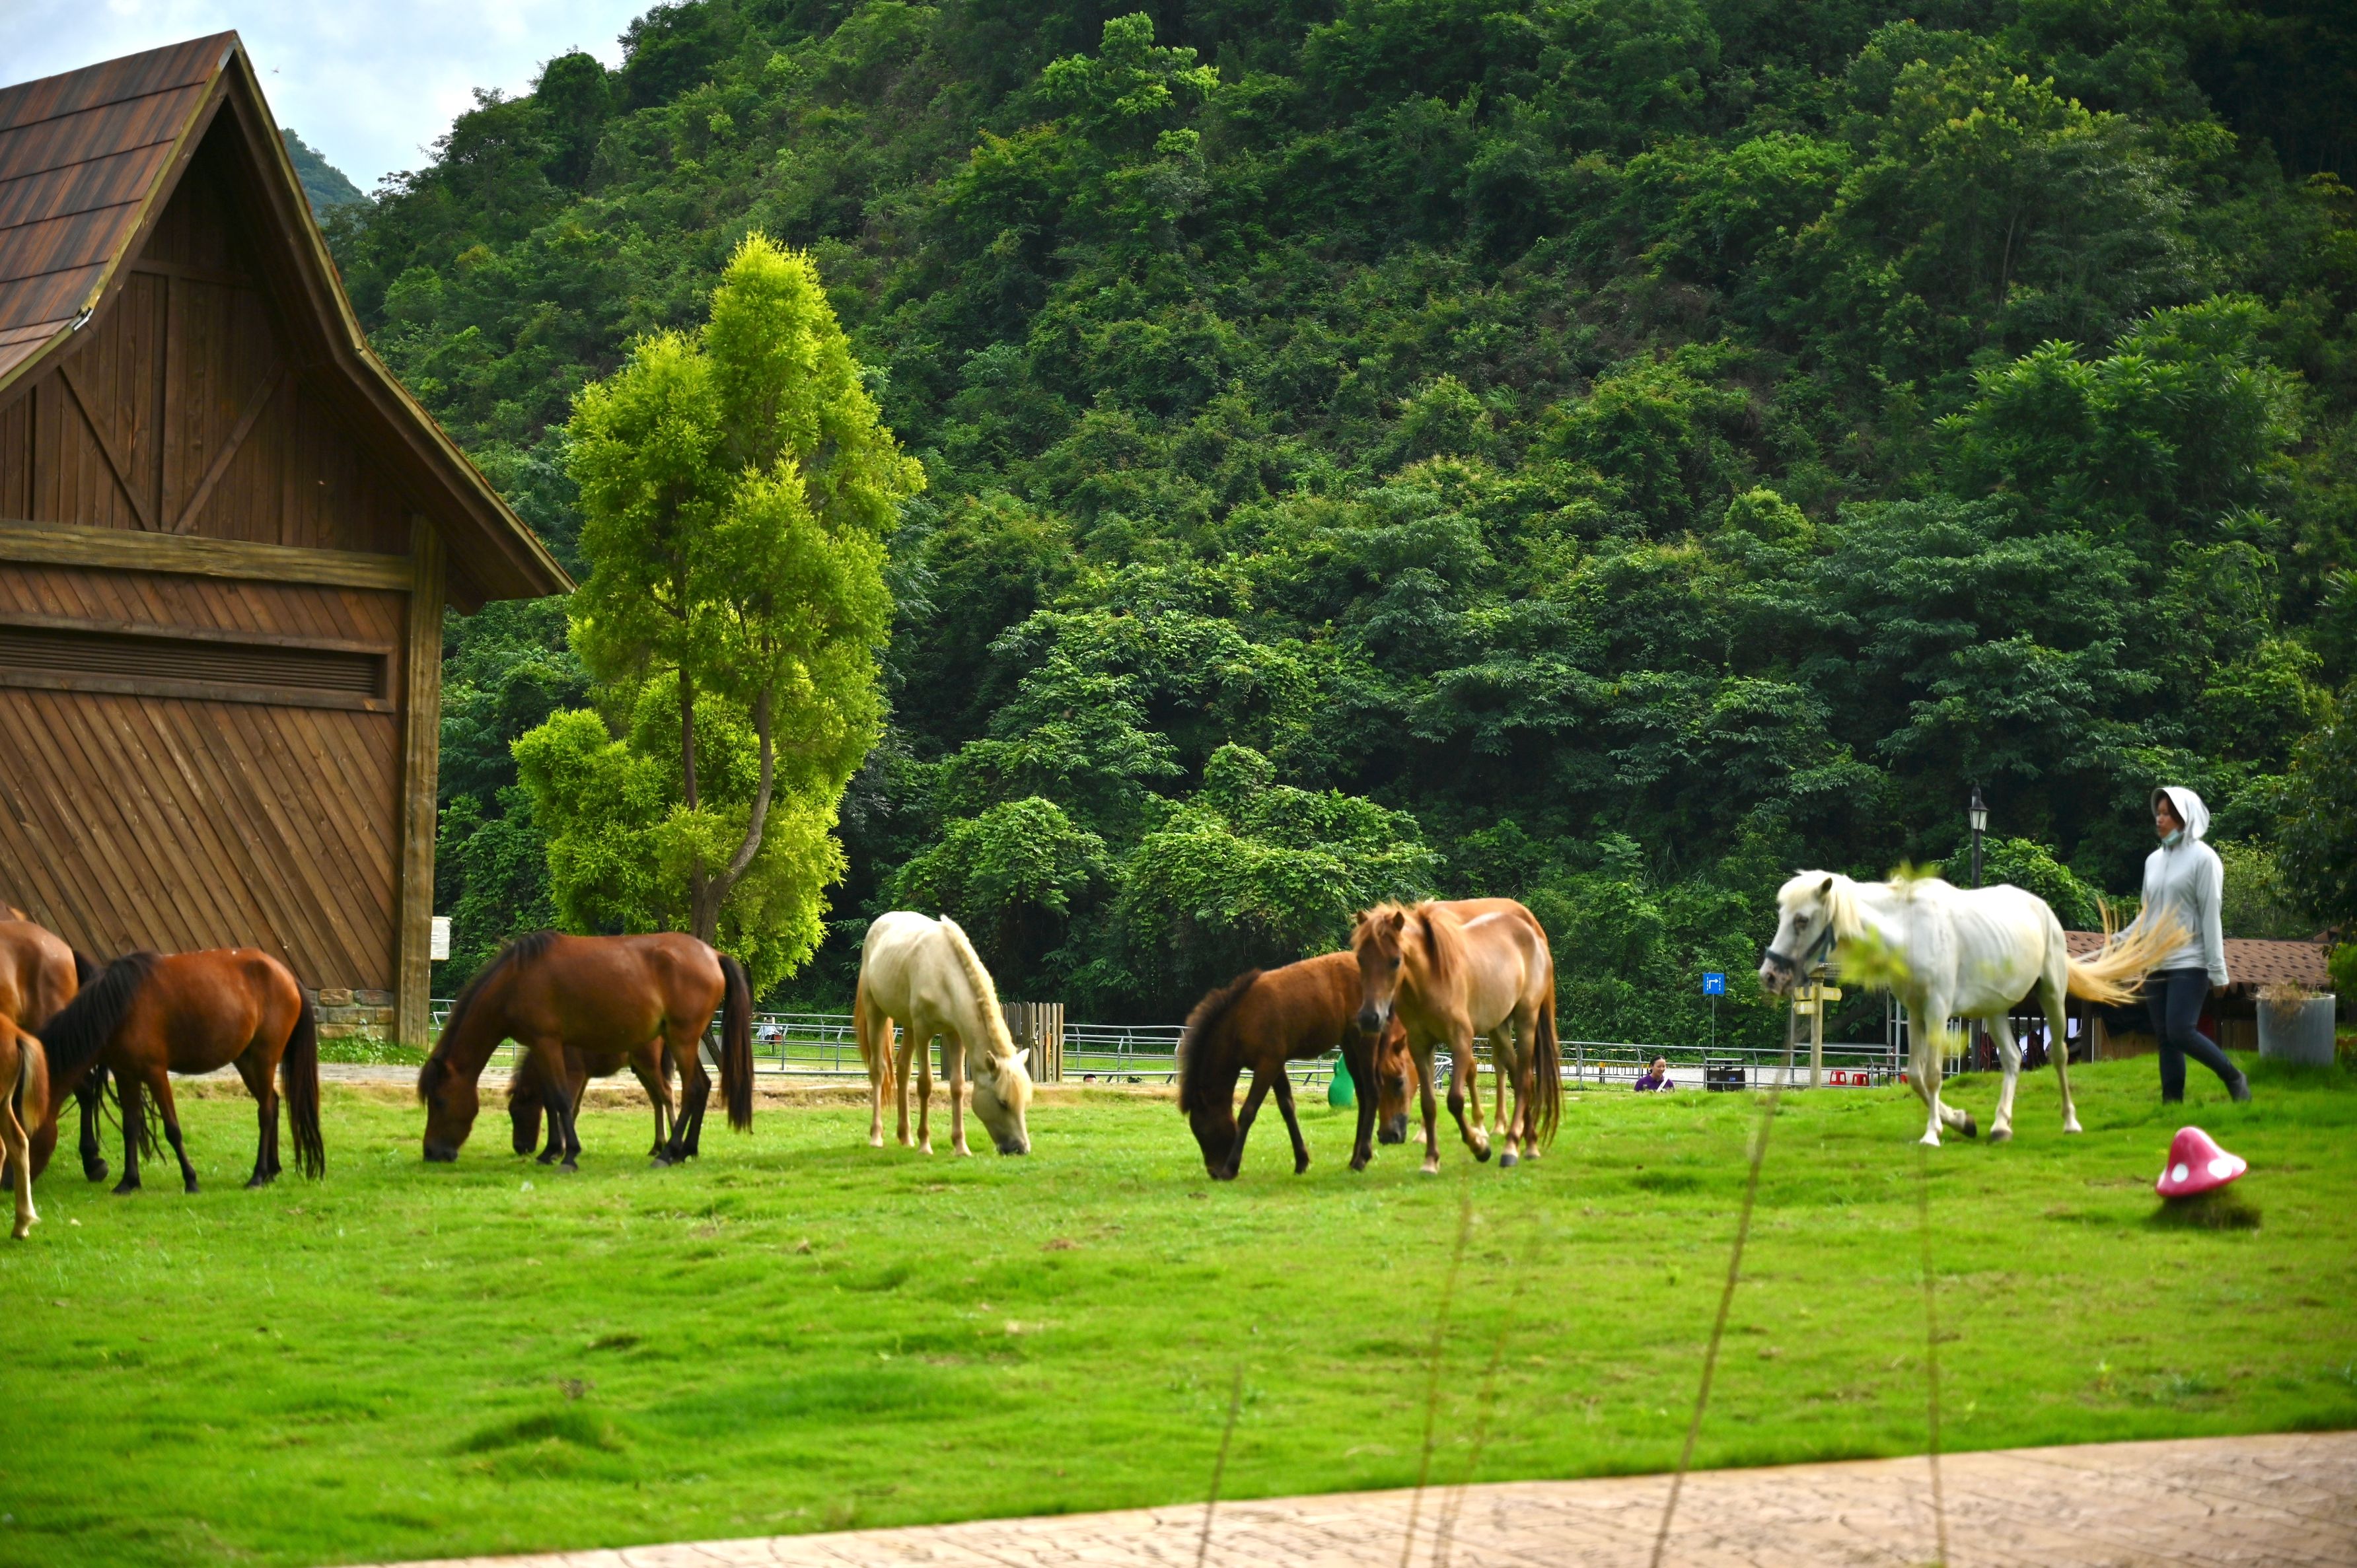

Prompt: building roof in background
xmin=2066 ymin=931 xmax=2330 ymax=991
xmin=0 ymin=35 xmax=567 ymax=606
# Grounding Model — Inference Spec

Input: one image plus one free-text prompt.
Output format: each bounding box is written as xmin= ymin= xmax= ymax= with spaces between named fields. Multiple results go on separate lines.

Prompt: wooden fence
xmin=1005 ymin=1001 xmax=1064 ymax=1083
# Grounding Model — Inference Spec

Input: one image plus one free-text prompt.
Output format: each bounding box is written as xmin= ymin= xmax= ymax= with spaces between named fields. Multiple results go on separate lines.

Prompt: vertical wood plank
xmin=396 ymin=515 xmax=444 ymax=1045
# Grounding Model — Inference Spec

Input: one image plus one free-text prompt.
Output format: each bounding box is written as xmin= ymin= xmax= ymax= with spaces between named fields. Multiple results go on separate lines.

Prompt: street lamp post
xmin=1968 ymin=785 xmax=1989 ymax=1070
xmin=1967 ymin=785 xmax=1988 ymax=889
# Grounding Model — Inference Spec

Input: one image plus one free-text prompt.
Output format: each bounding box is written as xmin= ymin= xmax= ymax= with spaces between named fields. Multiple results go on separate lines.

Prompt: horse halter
xmin=1760 ymin=917 xmax=1837 ymax=980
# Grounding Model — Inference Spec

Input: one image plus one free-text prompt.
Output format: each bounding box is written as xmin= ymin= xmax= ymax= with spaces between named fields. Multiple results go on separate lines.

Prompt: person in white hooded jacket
xmin=2128 ymin=786 xmax=2251 ymax=1104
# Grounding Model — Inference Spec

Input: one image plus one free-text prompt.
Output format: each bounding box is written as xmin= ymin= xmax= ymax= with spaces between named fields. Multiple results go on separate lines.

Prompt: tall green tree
xmin=517 ymin=235 xmax=919 ymax=985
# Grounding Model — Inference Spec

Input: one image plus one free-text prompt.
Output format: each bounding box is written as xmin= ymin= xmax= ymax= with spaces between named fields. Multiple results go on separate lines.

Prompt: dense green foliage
xmin=279 ymin=127 xmax=365 ymax=215
xmin=2 ymin=1065 xmax=2350 ymax=1566
xmin=341 ymin=0 xmax=2357 ymax=1029
xmin=513 ymin=235 xmax=915 ymax=991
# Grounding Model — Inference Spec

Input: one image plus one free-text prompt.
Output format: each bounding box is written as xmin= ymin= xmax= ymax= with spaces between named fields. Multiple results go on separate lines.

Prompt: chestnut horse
xmin=508 ymin=1044 xmax=674 ymax=1159
xmin=1353 ymin=900 xmax=1560 ymax=1173
xmin=34 ymin=950 xmax=322 ymax=1192
xmin=0 ymin=917 xmax=108 ymax=1182
xmin=1178 ymin=951 xmax=1412 ymax=1179
xmin=418 ymin=931 xmax=752 ymax=1168
xmin=1365 ymin=898 xmax=1548 ymax=1149
xmin=0 ymin=1018 xmax=46 ymax=1236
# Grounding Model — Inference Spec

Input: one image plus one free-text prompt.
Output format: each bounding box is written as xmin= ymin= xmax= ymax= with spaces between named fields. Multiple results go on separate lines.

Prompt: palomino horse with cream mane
xmin=417 ymin=931 xmax=752 ymax=1168
xmin=854 ymin=913 xmax=1033 ymax=1157
xmin=1177 ymin=950 xmax=1410 ymax=1180
xmin=1352 ymin=899 xmax=1561 ymax=1173
xmin=1758 ymin=871 xmax=2180 ymax=1146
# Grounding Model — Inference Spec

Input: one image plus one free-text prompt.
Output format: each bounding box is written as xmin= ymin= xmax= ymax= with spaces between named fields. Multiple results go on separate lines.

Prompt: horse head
xmin=970 ymin=1046 xmax=1032 ymax=1156
xmin=1759 ymin=873 xmax=1844 ymax=995
xmin=1371 ymin=1018 xmax=1414 ymax=1144
xmin=1351 ymin=904 xmax=1414 ymax=1035
xmin=416 ymin=1052 xmax=479 ymax=1162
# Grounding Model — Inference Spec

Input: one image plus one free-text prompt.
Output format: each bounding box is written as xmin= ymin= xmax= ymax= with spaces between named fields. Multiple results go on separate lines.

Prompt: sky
xmin=0 ymin=0 xmax=657 ymax=191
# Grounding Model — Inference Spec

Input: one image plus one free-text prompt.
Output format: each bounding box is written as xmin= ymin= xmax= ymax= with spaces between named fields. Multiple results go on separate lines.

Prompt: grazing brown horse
xmin=1353 ymin=900 xmax=1560 ymax=1174
xmin=508 ymin=1043 xmax=675 ymax=1158
xmin=0 ymin=1018 xmax=46 ymax=1236
xmin=34 ymin=950 xmax=323 ymax=1192
xmin=418 ymin=931 xmax=752 ymax=1168
xmin=1177 ymin=951 xmax=1413 ymax=1180
xmin=0 ymin=917 xmax=106 ymax=1182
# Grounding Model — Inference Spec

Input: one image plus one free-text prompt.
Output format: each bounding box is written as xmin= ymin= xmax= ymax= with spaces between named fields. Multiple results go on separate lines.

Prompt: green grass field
xmin=2 ymin=1055 xmax=2351 ymax=1568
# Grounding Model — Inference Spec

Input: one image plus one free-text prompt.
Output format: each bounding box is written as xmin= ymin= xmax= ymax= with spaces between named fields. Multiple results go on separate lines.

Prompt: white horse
xmin=854 ymin=913 xmax=1033 ymax=1157
xmin=1758 ymin=871 xmax=2179 ymax=1146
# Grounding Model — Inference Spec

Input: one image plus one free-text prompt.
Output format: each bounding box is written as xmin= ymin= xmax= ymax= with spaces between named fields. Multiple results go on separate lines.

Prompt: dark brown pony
xmin=508 ymin=1044 xmax=675 ymax=1158
xmin=34 ymin=949 xmax=322 ymax=1192
xmin=418 ymin=931 xmax=752 ymax=1168
xmin=0 ymin=917 xmax=106 ymax=1182
xmin=1177 ymin=950 xmax=1410 ymax=1180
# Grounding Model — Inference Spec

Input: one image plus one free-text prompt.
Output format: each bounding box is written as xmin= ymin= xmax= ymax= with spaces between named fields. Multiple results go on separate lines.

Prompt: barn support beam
xmin=395 ymin=515 xmax=444 ymax=1047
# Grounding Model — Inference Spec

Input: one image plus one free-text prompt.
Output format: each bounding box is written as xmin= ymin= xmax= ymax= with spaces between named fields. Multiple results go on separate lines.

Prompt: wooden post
xmin=1809 ymin=982 xmax=1825 ymax=1088
xmin=1007 ymin=1003 xmax=1064 ymax=1083
xmin=394 ymin=516 xmax=445 ymax=1047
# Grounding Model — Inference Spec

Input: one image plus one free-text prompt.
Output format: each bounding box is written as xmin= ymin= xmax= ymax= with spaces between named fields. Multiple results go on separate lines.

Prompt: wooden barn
xmin=0 ymin=36 xmax=569 ymax=1044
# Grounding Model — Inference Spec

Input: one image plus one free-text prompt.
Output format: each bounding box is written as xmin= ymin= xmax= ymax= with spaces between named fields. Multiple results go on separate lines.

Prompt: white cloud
xmin=0 ymin=0 xmax=653 ymax=190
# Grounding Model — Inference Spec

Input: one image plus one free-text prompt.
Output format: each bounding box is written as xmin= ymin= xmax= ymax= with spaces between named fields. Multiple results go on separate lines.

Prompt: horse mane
xmin=1413 ymin=901 xmax=1463 ymax=991
xmin=935 ymin=916 xmax=1015 ymax=1059
xmin=1177 ymin=969 xmax=1260 ymax=1115
xmin=36 ymin=950 xmax=155 ymax=1089
xmin=419 ymin=929 xmax=559 ymax=1102
xmin=1787 ymin=871 xmax=1868 ymax=943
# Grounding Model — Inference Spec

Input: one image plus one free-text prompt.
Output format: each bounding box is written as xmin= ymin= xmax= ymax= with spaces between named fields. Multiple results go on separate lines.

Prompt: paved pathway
xmin=367 ymin=1431 xmax=2354 ymax=1568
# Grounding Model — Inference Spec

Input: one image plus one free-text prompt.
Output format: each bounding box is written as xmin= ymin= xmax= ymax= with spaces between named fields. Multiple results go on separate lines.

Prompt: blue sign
xmin=1702 ymin=972 xmax=1727 ymax=996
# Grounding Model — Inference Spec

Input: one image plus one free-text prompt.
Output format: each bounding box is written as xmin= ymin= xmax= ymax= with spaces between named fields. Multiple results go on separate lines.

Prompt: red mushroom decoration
xmin=2155 ymin=1126 xmax=2246 ymax=1199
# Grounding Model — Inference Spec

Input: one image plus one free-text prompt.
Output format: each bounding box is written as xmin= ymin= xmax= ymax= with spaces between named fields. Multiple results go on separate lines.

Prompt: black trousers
xmin=2144 ymin=966 xmax=2243 ymax=1102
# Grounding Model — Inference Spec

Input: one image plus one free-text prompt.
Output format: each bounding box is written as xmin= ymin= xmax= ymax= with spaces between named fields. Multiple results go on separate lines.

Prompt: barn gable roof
xmin=0 ymin=34 xmax=569 ymax=608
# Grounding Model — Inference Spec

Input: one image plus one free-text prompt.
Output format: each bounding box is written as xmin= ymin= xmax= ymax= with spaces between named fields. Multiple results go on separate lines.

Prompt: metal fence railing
xmin=425 ymin=1003 xmax=1939 ymax=1091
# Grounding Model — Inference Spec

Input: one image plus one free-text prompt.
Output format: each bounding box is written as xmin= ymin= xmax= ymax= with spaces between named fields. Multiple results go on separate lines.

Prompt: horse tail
xmin=1533 ymin=983 xmax=1562 ymax=1146
xmin=2064 ymin=905 xmax=2185 ymax=1008
xmin=283 ymin=991 xmax=325 ymax=1179
xmin=718 ymin=952 xmax=754 ymax=1132
xmin=936 ymin=917 xmax=1015 ymax=1059
xmin=1177 ymin=970 xmax=1260 ymax=1116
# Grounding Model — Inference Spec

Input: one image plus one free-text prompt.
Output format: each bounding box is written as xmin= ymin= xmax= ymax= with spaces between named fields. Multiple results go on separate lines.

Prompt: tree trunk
xmin=693 ymin=686 xmax=777 ymax=946
xmin=681 ymin=667 xmax=709 ymax=937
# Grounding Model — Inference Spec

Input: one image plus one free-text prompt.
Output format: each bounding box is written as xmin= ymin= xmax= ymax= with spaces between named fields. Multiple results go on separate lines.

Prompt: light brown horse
xmin=0 ymin=1018 xmax=46 ymax=1236
xmin=1353 ymin=900 xmax=1560 ymax=1174
xmin=1177 ymin=951 xmax=1412 ymax=1180
xmin=418 ymin=931 xmax=752 ymax=1168
xmin=1365 ymin=898 xmax=1548 ymax=1149
xmin=507 ymin=1043 xmax=674 ymax=1159
xmin=35 ymin=950 xmax=322 ymax=1192
xmin=0 ymin=917 xmax=106 ymax=1182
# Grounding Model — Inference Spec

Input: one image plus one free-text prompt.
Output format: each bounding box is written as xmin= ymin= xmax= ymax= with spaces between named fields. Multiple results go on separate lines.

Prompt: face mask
xmin=2160 ymin=827 xmax=2184 ymax=847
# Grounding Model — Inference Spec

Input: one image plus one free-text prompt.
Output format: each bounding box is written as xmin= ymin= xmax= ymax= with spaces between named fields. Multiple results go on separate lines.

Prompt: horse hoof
xmin=182 ymin=1182 xmax=199 ymax=1195
xmin=1499 ymin=1151 xmax=1519 ymax=1168
xmin=1420 ymin=1162 xmax=1441 ymax=1176
xmin=112 ymin=1179 xmax=139 ymax=1195
xmin=560 ymin=1159 xmax=578 ymax=1173
xmin=1349 ymin=1157 xmax=1370 ymax=1173
xmin=1474 ymin=1144 xmax=1493 ymax=1163
xmin=245 ymin=1175 xmax=272 ymax=1190
xmin=651 ymin=1155 xmax=672 ymax=1168
xmin=1959 ymin=1116 xmax=1979 ymax=1139
xmin=1988 ymin=1127 xmax=2012 ymax=1145
xmin=83 ymin=1160 xmax=108 ymax=1183
xmin=2063 ymin=1119 xmax=2083 ymax=1135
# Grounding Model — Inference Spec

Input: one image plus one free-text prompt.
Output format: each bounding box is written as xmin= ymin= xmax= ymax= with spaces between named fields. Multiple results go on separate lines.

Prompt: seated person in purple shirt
xmin=1634 ymin=1056 xmax=1673 ymax=1092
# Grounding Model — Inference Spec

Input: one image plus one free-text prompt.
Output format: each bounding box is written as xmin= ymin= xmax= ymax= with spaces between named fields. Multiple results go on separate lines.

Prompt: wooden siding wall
xmin=0 ymin=135 xmax=414 ymax=553
xmin=0 ymin=120 xmax=437 ymax=1003
xmin=0 ymin=562 xmax=405 ymax=989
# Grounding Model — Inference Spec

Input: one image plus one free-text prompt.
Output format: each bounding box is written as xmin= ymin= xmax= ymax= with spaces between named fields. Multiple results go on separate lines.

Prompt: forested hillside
xmin=325 ymin=0 xmax=2357 ymax=1039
